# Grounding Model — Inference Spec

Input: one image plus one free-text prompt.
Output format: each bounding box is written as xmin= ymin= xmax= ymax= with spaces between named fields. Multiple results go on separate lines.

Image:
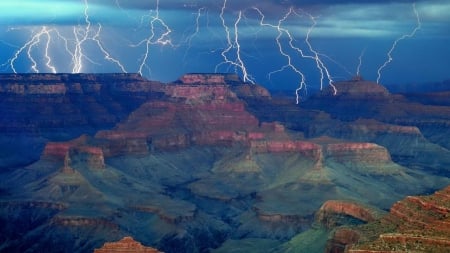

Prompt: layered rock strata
xmin=343 ymin=186 xmax=450 ymax=253
xmin=94 ymin=236 xmax=163 ymax=253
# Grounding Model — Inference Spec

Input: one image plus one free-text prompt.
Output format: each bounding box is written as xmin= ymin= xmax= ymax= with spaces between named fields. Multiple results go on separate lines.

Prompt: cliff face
xmin=0 ymin=73 xmax=164 ymax=135
xmin=0 ymin=73 xmax=165 ymax=168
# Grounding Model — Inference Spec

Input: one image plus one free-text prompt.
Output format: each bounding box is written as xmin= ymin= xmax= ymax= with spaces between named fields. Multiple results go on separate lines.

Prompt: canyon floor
xmin=0 ymin=73 xmax=449 ymax=253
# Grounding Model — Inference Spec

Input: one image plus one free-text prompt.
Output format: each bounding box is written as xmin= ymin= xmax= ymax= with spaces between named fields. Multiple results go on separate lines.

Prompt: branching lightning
xmin=133 ymin=0 xmax=173 ymax=76
xmin=4 ymin=26 xmax=57 ymax=73
xmin=72 ymin=0 xmax=126 ymax=73
xmin=376 ymin=3 xmax=421 ymax=84
xmin=302 ymin=11 xmax=336 ymax=95
xmin=215 ymin=0 xmax=255 ymax=84
xmin=253 ymin=7 xmax=306 ymax=103
xmin=253 ymin=7 xmax=336 ymax=103
xmin=3 ymin=0 xmax=126 ymax=74
xmin=93 ymin=24 xmax=127 ymax=73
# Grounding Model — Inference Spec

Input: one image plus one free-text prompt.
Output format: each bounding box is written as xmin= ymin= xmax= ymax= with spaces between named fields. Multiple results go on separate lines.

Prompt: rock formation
xmin=345 ymin=185 xmax=450 ymax=253
xmin=316 ymin=200 xmax=384 ymax=228
xmin=94 ymin=236 xmax=163 ymax=253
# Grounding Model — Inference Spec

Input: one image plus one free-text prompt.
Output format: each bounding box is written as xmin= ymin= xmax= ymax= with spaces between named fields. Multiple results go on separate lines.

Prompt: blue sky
xmin=0 ymin=0 xmax=449 ymax=91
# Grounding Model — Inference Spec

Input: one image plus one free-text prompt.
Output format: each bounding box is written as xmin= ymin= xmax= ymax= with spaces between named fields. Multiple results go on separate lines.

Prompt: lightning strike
xmin=254 ymin=7 xmax=336 ymax=103
xmin=134 ymin=0 xmax=173 ymax=76
xmin=356 ymin=48 xmax=366 ymax=77
xmin=215 ymin=0 xmax=255 ymax=84
xmin=43 ymin=28 xmax=57 ymax=74
xmin=181 ymin=7 xmax=205 ymax=66
xmin=376 ymin=3 xmax=421 ymax=84
xmin=253 ymin=7 xmax=307 ymax=103
xmin=71 ymin=0 xmax=92 ymax=73
xmin=4 ymin=0 xmax=126 ymax=74
xmin=3 ymin=26 xmax=57 ymax=73
xmin=73 ymin=0 xmax=126 ymax=73
xmin=302 ymin=11 xmax=336 ymax=95
xmin=92 ymin=24 xmax=127 ymax=73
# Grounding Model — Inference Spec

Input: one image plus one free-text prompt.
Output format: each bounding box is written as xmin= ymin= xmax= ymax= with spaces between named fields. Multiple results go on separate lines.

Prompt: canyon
xmin=0 ymin=73 xmax=449 ymax=253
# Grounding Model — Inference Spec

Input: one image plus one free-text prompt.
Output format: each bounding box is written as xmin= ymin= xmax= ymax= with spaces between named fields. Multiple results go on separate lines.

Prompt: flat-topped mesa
xmin=164 ymin=83 xmax=238 ymax=102
xmin=314 ymin=78 xmax=391 ymax=99
xmin=178 ymin=73 xmax=242 ymax=85
xmin=179 ymin=73 xmax=226 ymax=84
xmin=94 ymin=236 xmax=163 ymax=253
xmin=325 ymin=142 xmax=392 ymax=164
xmin=42 ymin=136 xmax=105 ymax=170
xmin=175 ymin=73 xmax=271 ymax=100
xmin=168 ymin=73 xmax=245 ymax=102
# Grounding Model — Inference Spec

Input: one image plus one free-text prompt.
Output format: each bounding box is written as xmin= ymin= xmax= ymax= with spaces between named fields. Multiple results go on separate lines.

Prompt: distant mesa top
xmin=177 ymin=73 xmax=244 ymax=85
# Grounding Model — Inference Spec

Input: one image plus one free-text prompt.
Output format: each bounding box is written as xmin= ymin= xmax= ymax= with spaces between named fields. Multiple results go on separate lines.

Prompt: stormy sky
xmin=0 ymin=0 xmax=449 ymax=91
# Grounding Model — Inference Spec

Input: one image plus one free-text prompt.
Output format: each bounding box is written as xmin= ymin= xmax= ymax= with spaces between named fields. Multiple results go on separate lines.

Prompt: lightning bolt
xmin=253 ymin=7 xmax=336 ymax=103
xmin=181 ymin=7 xmax=206 ymax=68
xmin=254 ymin=7 xmax=307 ymax=103
xmin=73 ymin=0 xmax=126 ymax=73
xmin=3 ymin=26 xmax=57 ymax=73
xmin=71 ymin=0 xmax=92 ymax=73
xmin=376 ymin=3 xmax=421 ymax=84
xmin=356 ymin=47 xmax=366 ymax=78
xmin=3 ymin=0 xmax=126 ymax=74
xmin=215 ymin=0 xmax=255 ymax=84
xmin=302 ymin=11 xmax=336 ymax=95
xmin=92 ymin=24 xmax=127 ymax=73
xmin=133 ymin=0 xmax=173 ymax=76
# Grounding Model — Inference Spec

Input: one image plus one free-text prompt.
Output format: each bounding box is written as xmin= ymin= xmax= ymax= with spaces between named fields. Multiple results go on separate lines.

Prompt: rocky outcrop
xmin=134 ymin=205 xmax=196 ymax=224
xmin=52 ymin=216 xmax=118 ymax=228
xmin=42 ymin=136 xmax=105 ymax=170
xmin=325 ymin=143 xmax=391 ymax=164
xmin=94 ymin=236 xmax=163 ymax=253
xmin=250 ymin=140 xmax=321 ymax=156
xmin=317 ymin=200 xmax=385 ymax=253
xmin=316 ymin=200 xmax=383 ymax=228
xmin=313 ymin=78 xmax=391 ymax=100
xmin=178 ymin=73 xmax=228 ymax=84
xmin=326 ymin=228 xmax=361 ymax=253
xmin=345 ymin=185 xmax=450 ymax=253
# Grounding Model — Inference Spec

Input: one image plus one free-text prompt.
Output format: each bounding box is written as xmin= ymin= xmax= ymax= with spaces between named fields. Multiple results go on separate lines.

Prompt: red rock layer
xmin=94 ymin=236 xmax=163 ymax=253
xmin=317 ymin=200 xmax=381 ymax=227
xmin=325 ymin=143 xmax=391 ymax=164
xmin=42 ymin=135 xmax=105 ymax=170
xmin=346 ymin=185 xmax=450 ymax=253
